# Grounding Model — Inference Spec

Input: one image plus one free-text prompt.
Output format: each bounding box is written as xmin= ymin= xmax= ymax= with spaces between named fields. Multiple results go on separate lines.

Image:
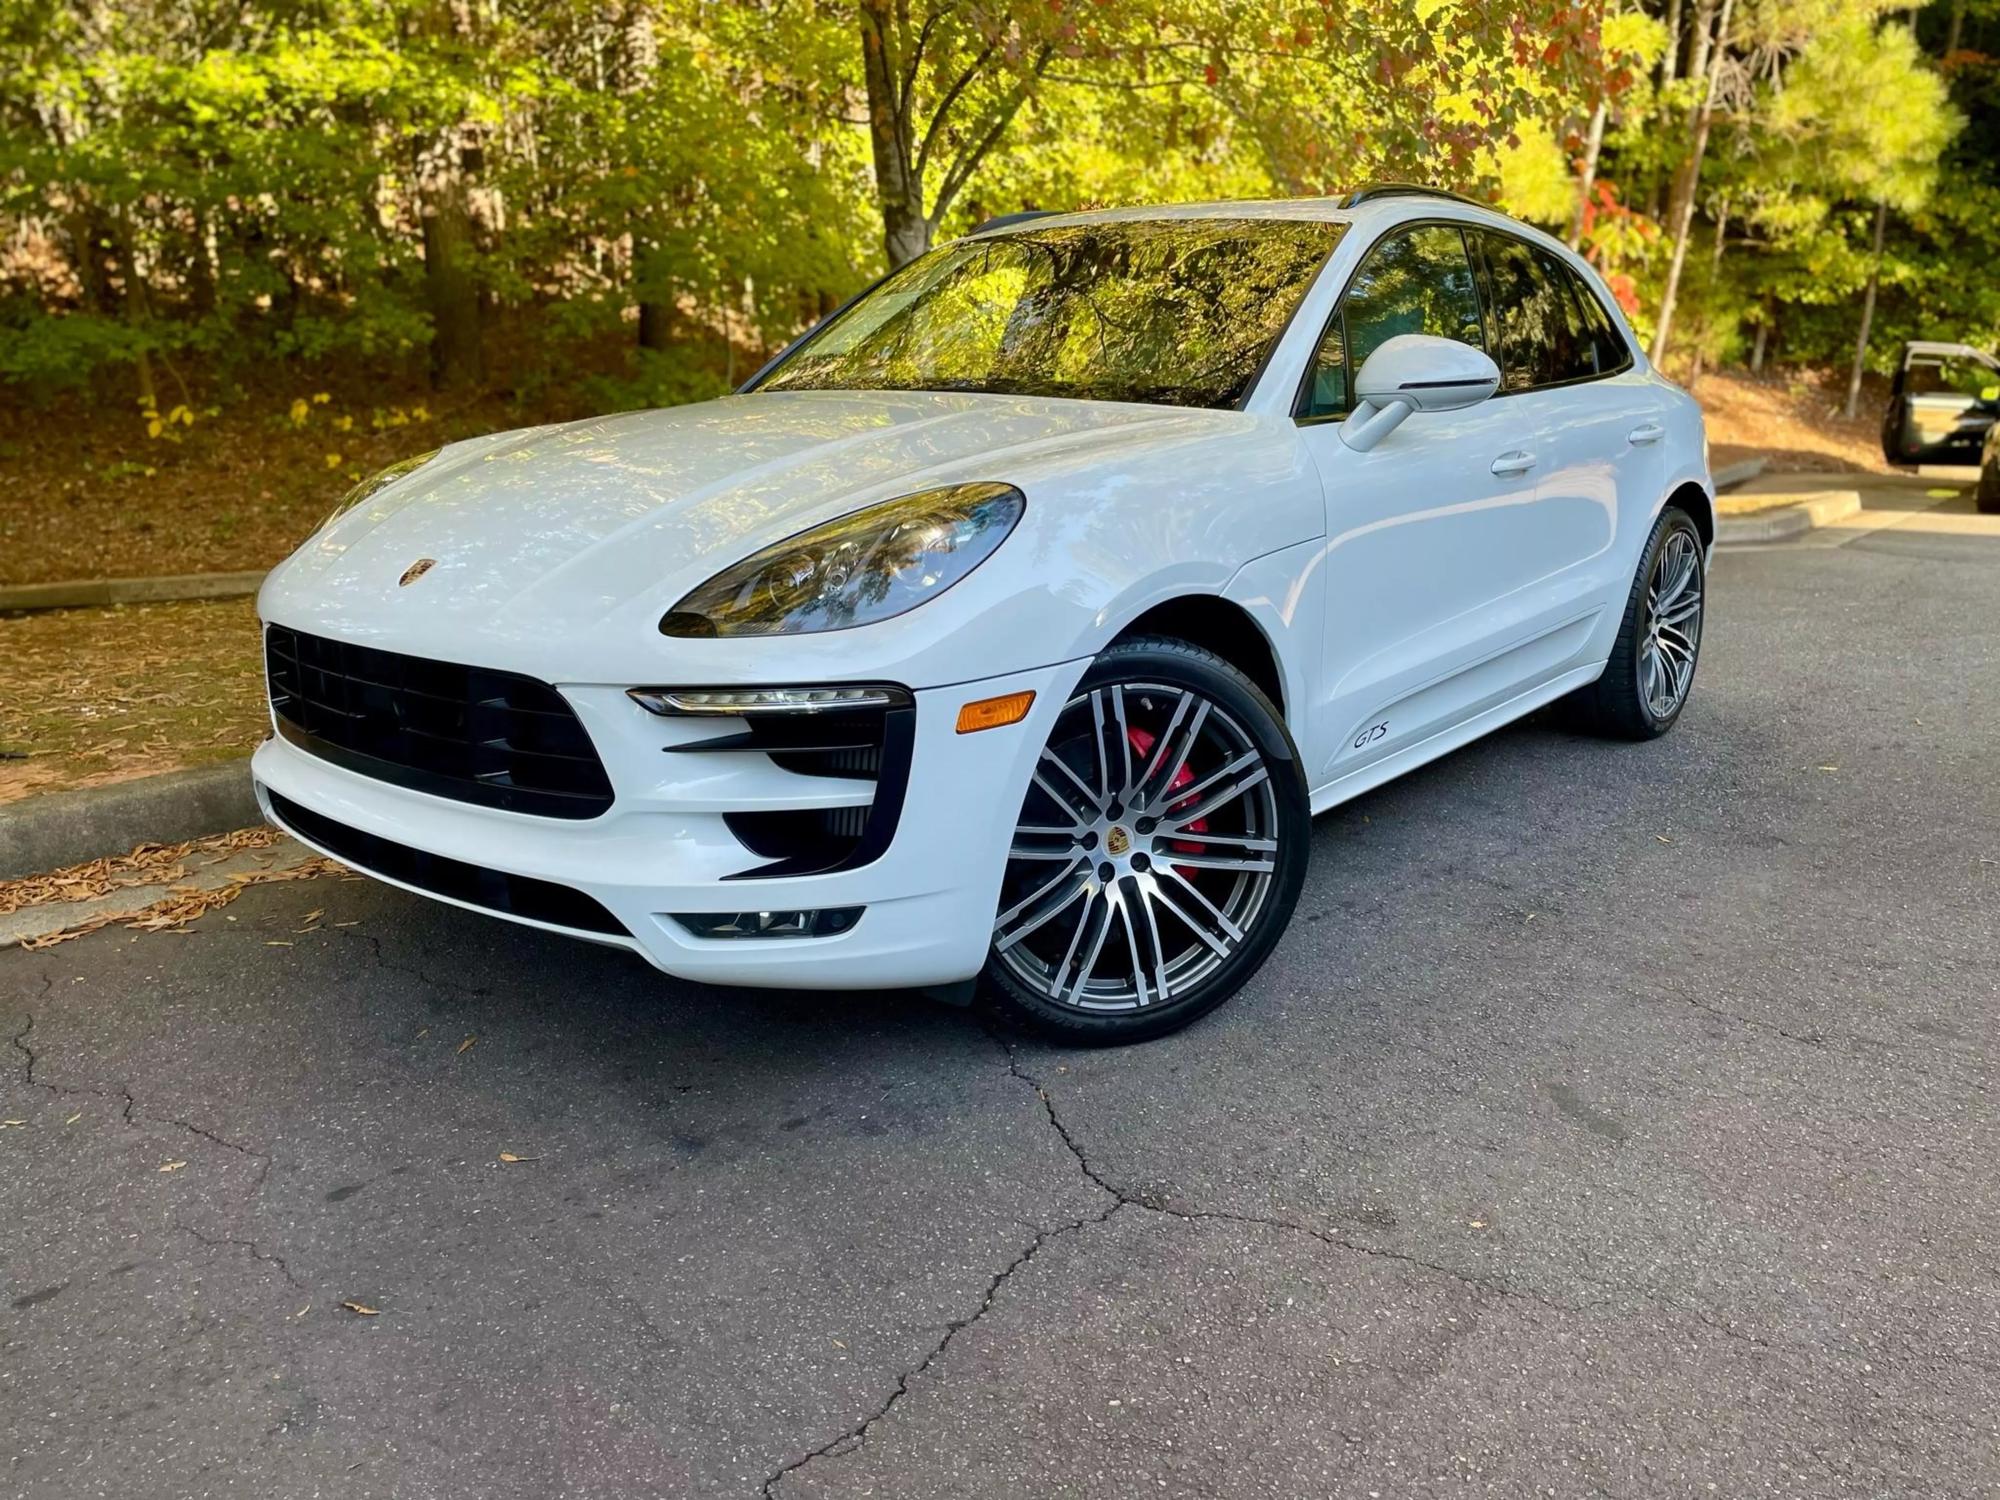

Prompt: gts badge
xmin=1352 ymin=721 xmax=1388 ymax=751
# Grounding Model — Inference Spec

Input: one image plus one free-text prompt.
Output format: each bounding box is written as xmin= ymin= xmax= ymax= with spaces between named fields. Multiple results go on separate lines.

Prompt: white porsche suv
xmin=255 ymin=186 xmax=1711 ymax=1043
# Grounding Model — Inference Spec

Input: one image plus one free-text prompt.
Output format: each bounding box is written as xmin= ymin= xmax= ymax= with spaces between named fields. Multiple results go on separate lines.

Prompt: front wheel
xmin=981 ymin=637 xmax=1309 ymax=1045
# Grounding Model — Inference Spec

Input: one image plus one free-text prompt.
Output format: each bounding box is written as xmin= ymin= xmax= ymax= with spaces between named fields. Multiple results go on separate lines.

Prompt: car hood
xmin=263 ymin=389 xmax=1239 ymax=650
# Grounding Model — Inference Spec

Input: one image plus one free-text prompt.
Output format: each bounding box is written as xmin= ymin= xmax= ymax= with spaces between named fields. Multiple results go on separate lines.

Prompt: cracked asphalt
xmin=5 ymin=482 xmax=1999 ymax=1498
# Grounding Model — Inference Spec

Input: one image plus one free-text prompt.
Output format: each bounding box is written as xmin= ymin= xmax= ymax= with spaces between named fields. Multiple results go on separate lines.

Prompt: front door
xmin=1297 ymin=222 xmax=1589 ymax=792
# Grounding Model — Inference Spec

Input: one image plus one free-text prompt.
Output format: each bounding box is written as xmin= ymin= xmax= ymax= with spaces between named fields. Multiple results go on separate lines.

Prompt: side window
xmin=1477 ymin=231 xmax=1574 ymax=392
xmin=1564 ymin=265 xmax=1633 ymax=378
xmin=1302 ymin=224 xmax=1484 ymax=419
xmin=1906 ymin=354 xmax=1998 ymax=398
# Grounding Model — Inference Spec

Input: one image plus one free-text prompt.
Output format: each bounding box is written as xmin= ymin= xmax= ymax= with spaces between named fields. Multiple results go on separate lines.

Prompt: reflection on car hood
xmin=266 ymin=389 xmax=1235 ymax=644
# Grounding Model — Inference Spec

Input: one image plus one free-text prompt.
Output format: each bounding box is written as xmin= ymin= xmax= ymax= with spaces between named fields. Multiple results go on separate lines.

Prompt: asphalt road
xmin=6 ymin=478 xmax=1999 ymax=1499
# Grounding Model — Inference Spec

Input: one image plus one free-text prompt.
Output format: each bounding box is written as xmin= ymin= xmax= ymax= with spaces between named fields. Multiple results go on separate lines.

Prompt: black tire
xmin=1977 ymin=463 xmax=2000 ymax=515
xmin=979 ymin=635 xmax=1310 ymax=1045
xmin=1565 ymin=505 xmax=1706 ymax=741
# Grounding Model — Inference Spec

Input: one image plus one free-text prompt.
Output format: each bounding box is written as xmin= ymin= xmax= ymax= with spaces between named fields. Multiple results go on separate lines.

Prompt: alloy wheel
xmin=1641 ymin=528 xmax=1703 ymax=720
xmin=992 ymin=682 xmax=1282 ymax=1012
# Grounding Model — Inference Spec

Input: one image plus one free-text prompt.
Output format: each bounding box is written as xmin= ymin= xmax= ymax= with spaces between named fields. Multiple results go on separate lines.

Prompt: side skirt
xmin=1306 ymin=662 xmax=1605 ymax=817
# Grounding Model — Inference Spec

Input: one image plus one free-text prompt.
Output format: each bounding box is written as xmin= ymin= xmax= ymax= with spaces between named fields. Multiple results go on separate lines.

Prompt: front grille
xmin=266 ymin=625 xmax=613 ymax=819
xmin=266 ymin=790 xmax=627 ymax=937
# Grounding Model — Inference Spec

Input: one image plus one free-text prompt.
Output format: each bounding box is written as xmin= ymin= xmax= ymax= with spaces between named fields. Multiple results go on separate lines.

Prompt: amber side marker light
xmin=956 ymin=690 xmax=1035 ymax=734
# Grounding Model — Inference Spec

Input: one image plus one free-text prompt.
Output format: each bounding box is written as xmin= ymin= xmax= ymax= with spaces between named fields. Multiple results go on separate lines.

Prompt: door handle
xmin=1628 ymin=422 xmax=1666 ymax=446
xmin=1490 ymin=450 xmax=1537 ymax=477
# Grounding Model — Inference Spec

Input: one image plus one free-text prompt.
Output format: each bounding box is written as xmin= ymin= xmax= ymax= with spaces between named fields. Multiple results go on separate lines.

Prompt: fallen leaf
xmin=266 ymin=940 xmax=294 ymax=947
xmin=64 ymin=1111 xmax=81 ymax=1125
xmin=498 ymin=1151 xmax=540 ymax=1164
xmin=1469 ymin=1220 xmax=1486 ymax=1229
xmin=341 ymin=1301 xmax=381 ymax=1317
xmin=293 ymin=1304 xmax=311 ymax=1318
xmin=456 ymin=1035 xmax=477 ymax=1054
xmin=301 ymin=909 xmax=323 ymax=923
xmin=1654 ymin=834 xmax=1675 ymax=845
xmin=159 ymin=1160 xmax=187 ymax=1173
xmin=1817 ymin=764 xmax=1839 ymax=773
xmin=1 ymin=1119 xmax=26 ymax=1128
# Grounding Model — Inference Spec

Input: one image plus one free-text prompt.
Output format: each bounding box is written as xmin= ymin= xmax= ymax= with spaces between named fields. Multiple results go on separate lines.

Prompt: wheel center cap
xmin=1105 ymin=826 xmax=1132 ymax=857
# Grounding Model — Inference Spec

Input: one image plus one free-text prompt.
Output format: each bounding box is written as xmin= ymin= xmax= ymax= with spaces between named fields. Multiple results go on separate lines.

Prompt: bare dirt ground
xmin=0 ymin=598 xmax=266 ymax=803
xmin=1696 ymin=367 xmax=1894 ymax=476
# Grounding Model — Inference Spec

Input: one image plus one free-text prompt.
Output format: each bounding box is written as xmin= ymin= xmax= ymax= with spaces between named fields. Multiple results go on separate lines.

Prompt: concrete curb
xmin=1711 ymin=456 xmax=1769 ymax=491
xmin=1715 ymin=488 xmax=1863 ymax=545
xmin=0 ymin=760 xmax=259 ymax=880
xmin=0 ymin=570 xmax=265 ymax=613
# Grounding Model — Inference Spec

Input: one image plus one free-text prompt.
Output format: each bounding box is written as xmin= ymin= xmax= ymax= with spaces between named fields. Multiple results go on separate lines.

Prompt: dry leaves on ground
xmin=0 ymin=826 xmax=286 ymax=916
xmin=16 ymin=853 xmax=342 ymax=949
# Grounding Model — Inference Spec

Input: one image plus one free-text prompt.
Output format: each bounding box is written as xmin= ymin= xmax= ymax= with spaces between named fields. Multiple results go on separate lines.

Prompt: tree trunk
xmin=1686 ymin=0 xmax=1717 ymax=90
xmin=1650 ymin=0 xmax=1735 ymax=366
xmin=1845 ymin=200 xmax=1889 ymax=420
xmin=1661 ymin=0 xmax=1684 ymax=85
xmin=421 ymin=140 xmax=483 ymax=391
xmin=858 ymin=0 xmax=930 ymax=267
xmin=1750 ymin=316 xmax=1769 ymax=374
xmin=635 ymin=239 xmax=678 ymax=352
xmin=1945 ymin=0 xmax=1966 ymax=57
xmin=1568 ymin=99 xmax=1608 ymax=250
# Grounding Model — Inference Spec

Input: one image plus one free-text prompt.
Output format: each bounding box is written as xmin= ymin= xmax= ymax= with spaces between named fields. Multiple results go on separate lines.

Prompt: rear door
xmin=1889 ymin=344 xmax=2000 ymax=463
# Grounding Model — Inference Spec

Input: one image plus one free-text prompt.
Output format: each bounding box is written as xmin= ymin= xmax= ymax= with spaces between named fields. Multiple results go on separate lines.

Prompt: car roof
xmin=960 ymin=188 xmax=1542 ymax=247
xmin=1903 ymin=340 xmax=1996 ymax=361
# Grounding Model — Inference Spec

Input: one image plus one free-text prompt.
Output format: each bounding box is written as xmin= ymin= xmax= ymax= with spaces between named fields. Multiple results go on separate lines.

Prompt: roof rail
xmin=969 ymin=209 xmax=1061 ymax=235
xmin=1339 ymin=183 xmax=1492 ymax=212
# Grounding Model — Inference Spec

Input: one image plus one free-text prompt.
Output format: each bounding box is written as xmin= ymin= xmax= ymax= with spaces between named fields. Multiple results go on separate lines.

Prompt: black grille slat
xmin=265 ymin=625 xmax=613 ymax=819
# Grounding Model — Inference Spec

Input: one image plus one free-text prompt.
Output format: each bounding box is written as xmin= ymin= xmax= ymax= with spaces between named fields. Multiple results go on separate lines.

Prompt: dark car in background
xmin=1881 ymin=340 xmax=2000 ymax=465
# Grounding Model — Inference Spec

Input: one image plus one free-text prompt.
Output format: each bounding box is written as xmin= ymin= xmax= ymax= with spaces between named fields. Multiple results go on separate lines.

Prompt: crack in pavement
xmin=997 ymin=1038 xmax=1577 ymax=1316
xmin=338 ymin=927 xmax=494 ymax=1000
xmin=757 ymin=1199 xmax=1123 ymax=1497
xmin=173 ymin=1221 xmax=307 ymax=1291
xmin=12 ymin=1009 xmax=272 ymax=1187
xmin=759 ymin=1035 xmax=1576 ymax=1496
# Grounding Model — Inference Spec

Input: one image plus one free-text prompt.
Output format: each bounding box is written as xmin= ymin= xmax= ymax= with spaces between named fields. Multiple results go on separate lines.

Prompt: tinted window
xmin=1302 ymin=224 xmax=1484 ymax=418
xmin=1476 ymin=232 xmax=1583 ymax=391
xmin=1564 ymin=266 xmax=1632 ymax=377
xmin=759 ymin=218 xmax=1344 ymax=410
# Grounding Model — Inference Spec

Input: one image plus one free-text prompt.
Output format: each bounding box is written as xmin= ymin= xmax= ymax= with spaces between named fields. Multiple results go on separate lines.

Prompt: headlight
xmin=659 ymin=482 xmax=1024 ymax=638
xmin=319 ymin=449 xmax=439 ymax=532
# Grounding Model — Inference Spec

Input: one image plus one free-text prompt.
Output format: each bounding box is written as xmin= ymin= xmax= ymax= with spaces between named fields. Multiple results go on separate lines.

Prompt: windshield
xmin=756 ymin=217 xmax=1344 ymax=410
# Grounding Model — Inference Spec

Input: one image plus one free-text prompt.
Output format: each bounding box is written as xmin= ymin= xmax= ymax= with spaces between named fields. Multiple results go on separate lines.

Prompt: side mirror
xmin=1339 ymin=334 xmax=1501 ymax=452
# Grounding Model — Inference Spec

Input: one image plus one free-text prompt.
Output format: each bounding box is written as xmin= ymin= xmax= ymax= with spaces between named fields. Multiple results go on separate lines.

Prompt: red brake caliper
xmin=1125 ymin=725 xmax=1208 ymax=879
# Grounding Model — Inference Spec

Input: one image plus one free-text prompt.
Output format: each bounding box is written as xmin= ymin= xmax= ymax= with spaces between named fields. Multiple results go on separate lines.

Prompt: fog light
xmin=629 ymin=686 xmax=910 ymax=716
xmin=673 ymin=907 xmax=863 ymax=939
xmin=956 ymin=690 xmax=1035 ymax=733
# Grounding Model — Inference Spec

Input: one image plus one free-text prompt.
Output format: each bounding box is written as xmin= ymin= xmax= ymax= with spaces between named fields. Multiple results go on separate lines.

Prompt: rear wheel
xmin=981 ymin=637 xmax=1309 ymax=1044
xmin=1977 ymin=461 xmax=2000 ymax=514
xmin=1566 ymin=506 xmax=1706 ymax=740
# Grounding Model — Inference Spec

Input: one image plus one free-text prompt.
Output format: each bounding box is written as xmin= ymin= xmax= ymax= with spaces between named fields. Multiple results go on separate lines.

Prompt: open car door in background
xmin=1882 ymin=341 xmax=2000 ymax=464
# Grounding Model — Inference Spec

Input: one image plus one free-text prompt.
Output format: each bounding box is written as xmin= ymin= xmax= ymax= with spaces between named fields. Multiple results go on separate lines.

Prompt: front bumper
xmin=253 ymin=657 xmax=1088 ymax=989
